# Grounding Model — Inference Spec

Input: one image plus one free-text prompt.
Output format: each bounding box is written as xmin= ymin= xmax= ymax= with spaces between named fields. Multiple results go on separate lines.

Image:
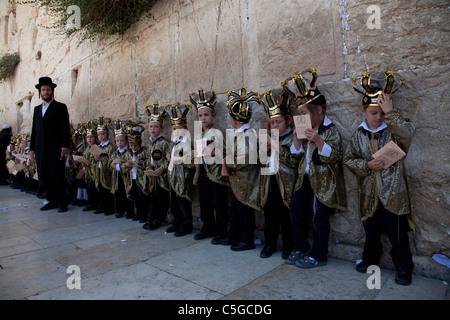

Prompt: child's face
xmin=361 ymin=105 xmax=384 ymax=130
xmin=129 ymin=141 xmax=140 ymax=152
xmin=115 ymin=135 xmax=128 ymax=149
xmin=297 ymin=104 xmax=323 ymax=129
xmin=269 ymin=116 xmax=291 ymax=134
xmin=86 ymin=135 xmax=96 ymax=146
xmin=197 ymin=108 xmax=215 ymax=130
xmin=148 ymin=122 xmax=163 ymax=139
xmin=97 ymin=131 xmax=109 ymax=143
xmin=171 ymin=125 xmax=187 ymax=140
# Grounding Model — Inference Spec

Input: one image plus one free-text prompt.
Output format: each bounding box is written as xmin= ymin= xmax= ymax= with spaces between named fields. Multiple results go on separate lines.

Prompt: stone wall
xmin=0 ymin=0 xmax=448 ymax=279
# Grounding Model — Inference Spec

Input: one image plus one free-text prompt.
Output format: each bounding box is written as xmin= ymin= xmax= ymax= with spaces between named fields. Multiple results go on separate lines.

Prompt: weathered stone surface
xmin=0 ymin=0 xmax=448 ymax=279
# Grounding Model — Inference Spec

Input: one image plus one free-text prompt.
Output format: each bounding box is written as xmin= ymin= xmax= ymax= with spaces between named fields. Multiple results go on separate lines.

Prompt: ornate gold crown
xmin=97 ymin=116 xmax=111 ymax=133
xmin=262 ymin=88 xmax=291 ymax=119
xmin=189 ymin=88 xmax=217 ymax=111
xmin=352 ymin=71 xmax=404 ymax=107
xmin=165 ymin=103 xmax=192 ymax=127
xmin=126 ymin=121 xmax=145 ymax=144
xmin=281 ymin=68 xmax=326 ymax=108
xmin=145 ymin=102 xmax=167 ymax=124
xmin=73 ymin=122 xmax=85 ymax=137
xmin=85 ymin=119 xmax=97 ymax=136
xmin=113 ymin=119 xmax=127 ymax=137
xmin=227 ymin=87 xmax=261 ymax=123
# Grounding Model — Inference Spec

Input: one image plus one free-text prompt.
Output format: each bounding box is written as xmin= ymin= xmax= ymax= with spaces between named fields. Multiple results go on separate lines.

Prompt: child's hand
xmin=378 ymin=92 xmax=393 ymax=113
xmin=144 ymin=169 xmax=154 ymax=176
xmin=126 ymin=160 xmax=135 ymax=168
xmin=367 ymin=159 xmax=385 ymax=170
xmin=94 ymin=154 xmax=101 ymax=161
xmin=153 ymin=168 xmax=163 ymax=176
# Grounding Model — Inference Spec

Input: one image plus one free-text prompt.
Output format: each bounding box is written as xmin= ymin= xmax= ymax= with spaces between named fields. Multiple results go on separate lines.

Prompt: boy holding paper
xmin=344 ymin=71 xmax=415 ymax=285
xmin=189 ymin=88 xmax=230 ymax=244
xmin=282 ymin=69 xmax=347 ymax=268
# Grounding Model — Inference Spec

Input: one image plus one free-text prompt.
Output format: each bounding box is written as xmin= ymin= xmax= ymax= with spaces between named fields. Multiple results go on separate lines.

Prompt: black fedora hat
xmin=35 ymin=76 xmax=57 ymax=89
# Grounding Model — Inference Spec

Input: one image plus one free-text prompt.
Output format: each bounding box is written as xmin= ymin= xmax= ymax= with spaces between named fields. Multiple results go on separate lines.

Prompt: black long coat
xmin=30 ymin=100 xmax=71 ymax=188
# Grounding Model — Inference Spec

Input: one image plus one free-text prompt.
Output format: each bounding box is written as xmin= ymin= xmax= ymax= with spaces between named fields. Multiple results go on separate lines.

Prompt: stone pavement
xmin=0 ymin=185 xmax=448 ymax=301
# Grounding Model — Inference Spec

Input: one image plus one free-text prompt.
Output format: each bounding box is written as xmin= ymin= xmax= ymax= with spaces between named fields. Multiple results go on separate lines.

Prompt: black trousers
xmin=263 ymin=175 xmax=292 ymax=252
xmin=289 ymin=175 xmax=333 ymax=262
xmin=169 ymin=188 xmax=192 ymax=233
xmin=148 ymin=181 xmax=169 ymax=226
xmin=228 ymin=194 xmax=255 ymax=246
xmin=362 ymin=202 xmax=414 ymax=273
xmin=86 ymin=179 xmax=98 ymax=209
xmin=98 ymin=184 xmax=114 ymax=214
xmin=131 ymin=179 xmax=150 ymax=221
xmin=115 ymin=174 xmax=134 ymax=216
xmin=197 ymin=165 xmax=229 ymax=238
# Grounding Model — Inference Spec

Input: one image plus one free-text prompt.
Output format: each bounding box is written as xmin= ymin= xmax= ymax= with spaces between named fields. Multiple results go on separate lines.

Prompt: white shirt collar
xmin=235 ymin=123 xmax=251 ymax=134
xmin=150 ymin=134 xmax=162 ymax=142
xmin=323 ymin=115 xmax=332 ymax=126
xmin=359 ymin=120 xmax=387 ymax=133
xmin=99 ymin=141 xmax=110 ymax=147
xmin=172 ymin=135 xmax=188 ymax=144
xmin=118 ymin=147 xmax=127 ymax=153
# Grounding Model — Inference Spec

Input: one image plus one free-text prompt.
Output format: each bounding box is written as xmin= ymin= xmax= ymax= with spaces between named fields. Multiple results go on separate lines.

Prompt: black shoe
xmin=355 ymin=260 xmax=377 ymax=273
xmin=282 ymin=249 xmax=291 ymax=260
xmin=166 ymin=226 xmax=177 ymax=233
xmin=395 ymin=271 xmax=412 ymax=285
xmin=115 ymin=212 xmax=124 ymax=218
xmin=104 ymin=211 xmax=114 ymax=216
xmin=174 ymin=230 xmax=192 ymax=237
xmin=211 ymin=237 xmax=231 ymax=245
xmin=194 ymin=232 xmax=214 ymax=240
xmin=94 ymin=209 xmax=104 ymax=214
xmin=58 ymin=206 xmax=68 ymax=213
xmin=230 ymin=242 xmax=255 ymax=251
xmin=40 ymin=203 xmax=58 ymax=211
xmin=259 ymin=246 xmax=277 ymax=258
xmin=143 ymin=222 xmax=161 ymax=230
xmin=83 ymin=205 xmax=95 ymax=212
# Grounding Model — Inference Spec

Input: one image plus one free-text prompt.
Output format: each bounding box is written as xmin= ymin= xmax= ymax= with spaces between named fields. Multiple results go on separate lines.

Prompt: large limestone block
xmin=246 ymin=0 xmax=345 ymax=90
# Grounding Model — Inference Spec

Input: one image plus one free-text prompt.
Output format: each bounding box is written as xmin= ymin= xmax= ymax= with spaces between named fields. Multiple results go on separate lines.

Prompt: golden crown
xmin=189 ymin=88 xmax=217 ymax=111
xmin=226 ymin=87 xmax=261 ymax=123
xmin=165 ymin=103 xmax=192 ymax=127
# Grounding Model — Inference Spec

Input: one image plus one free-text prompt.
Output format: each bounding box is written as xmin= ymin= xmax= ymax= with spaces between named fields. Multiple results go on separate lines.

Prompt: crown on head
xmin=226 ymin=87 xmax=261 ymax=123
xmin=189 ymin=88 xmax=217 ymax=111
xmin=97 ymin=116 xmax=111 ymax=133
xmin=85 ymin=119 xmax=97 ymax=136
xmin=126 ymin=121 xmax=145 ymax=144
xmin=145 ymin=102 xmax=167 ymax=124
xmin=165 ymin=103 xmax=192 ymax=127
xmin=281 ymin=68 xmax=326 ymax=108
xmin=262 ymin=88 xmax=291 ymax=119
xmin=113 ymin=119 xmax=127 ymax=137
xmin=352 ymin=71 xmax=404 ymax=107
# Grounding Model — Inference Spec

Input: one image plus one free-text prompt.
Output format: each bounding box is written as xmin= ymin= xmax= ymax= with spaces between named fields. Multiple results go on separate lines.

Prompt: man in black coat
xmin=0 ymin=124 xmax=12 ymax=185
xmin=30 ymin=77 xmax=71 ymax=212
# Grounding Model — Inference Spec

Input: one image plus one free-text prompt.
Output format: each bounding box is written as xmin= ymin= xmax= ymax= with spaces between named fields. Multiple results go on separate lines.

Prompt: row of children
xmin=5 ymin=68 xmax=415 ymax=285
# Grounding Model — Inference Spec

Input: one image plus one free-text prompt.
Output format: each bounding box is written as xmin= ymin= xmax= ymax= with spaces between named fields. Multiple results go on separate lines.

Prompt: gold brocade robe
xmin=109 ymin=148 xmax=130 ymax=195
xmin=294 ymin=120 xmax=347 ymax=212
xmin=120 ymin=147 xmax=150 ymax=200
xmin=94 ymin=142 xmax=116 ymax=190
xmin=72 ymin=143 xmax=86 ymax=182
xmin=225 ymin=127 xmax=263 ymax=211
xmin=168 ymin=138 xmax=195 ymax=202
xmin=82 ymin=145 xmax=96 ymax=184
xmin=193 ymin=126 xmax=230 ymax=187
xmin=260 ymin=130 xmax=299 ymax=209
xmin=146 ymin=135 xmax=170 ymax=192
xmin=343 ymin=109 xmax=415 ymax=230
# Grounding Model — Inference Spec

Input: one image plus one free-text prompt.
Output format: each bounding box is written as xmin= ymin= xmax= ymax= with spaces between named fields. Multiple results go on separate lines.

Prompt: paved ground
xmin=0 ymin=185 xmax=448 ymax=302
